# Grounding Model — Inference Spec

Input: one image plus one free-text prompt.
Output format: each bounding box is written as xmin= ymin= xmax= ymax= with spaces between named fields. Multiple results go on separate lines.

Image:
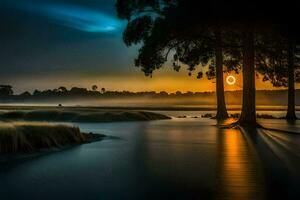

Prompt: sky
xmin=0 ymin=0 xmax=292 ymax=94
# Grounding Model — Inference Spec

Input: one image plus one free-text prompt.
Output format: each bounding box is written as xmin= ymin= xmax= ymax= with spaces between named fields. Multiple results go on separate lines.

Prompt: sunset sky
xmin=0 ymin=0 xmax=297 ymax=94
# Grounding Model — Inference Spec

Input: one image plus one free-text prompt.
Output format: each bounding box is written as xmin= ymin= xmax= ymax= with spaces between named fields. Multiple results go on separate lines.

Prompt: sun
xmin=226 ymin=75 xmax=236 ymax=85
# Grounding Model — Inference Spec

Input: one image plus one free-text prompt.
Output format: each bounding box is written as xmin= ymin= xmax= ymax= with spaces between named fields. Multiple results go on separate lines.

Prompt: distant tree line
xmin=0 ymin=85 xmax=299 ymax=105
xmin=0 ymin=85 xmax=213 ymax=97
xmin=0 ymin=85 xmax=13 ymax=96
xmin=30 ymin=86 xmax=106 ymax=97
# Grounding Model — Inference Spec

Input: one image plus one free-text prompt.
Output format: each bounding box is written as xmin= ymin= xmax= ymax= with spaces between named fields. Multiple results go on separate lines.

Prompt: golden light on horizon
xmin=9 ymin=68 xmax=300 ymax=94
xmin=226 ymin=75 xmax=236 ymax=86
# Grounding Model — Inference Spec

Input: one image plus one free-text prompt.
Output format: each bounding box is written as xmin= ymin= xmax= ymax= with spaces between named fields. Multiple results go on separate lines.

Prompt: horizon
xmin=2 ymin=70 xmax=299 ymax=94
xmin=5 ymin=83 xmax=300 ymax=95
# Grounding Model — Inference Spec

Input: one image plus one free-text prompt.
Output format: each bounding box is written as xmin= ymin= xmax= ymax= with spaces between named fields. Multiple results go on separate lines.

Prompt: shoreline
xmin=0 ymin=105 xmax=298 ymax=111
xmin=0 ymin=122 xmax=106 ymax=163
xmin=0 ymin=109 xmax=171 ymax=123
xmin=0 ymin=133 xmax=106 ymax=164
xmin=0 ymin=122 xmax=106 ymax=154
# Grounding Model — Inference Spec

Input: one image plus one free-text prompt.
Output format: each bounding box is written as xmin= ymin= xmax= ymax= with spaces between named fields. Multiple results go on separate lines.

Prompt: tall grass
xmin=0 ymin=122 xmax=90 ymax=153
xmin=0 ymin=110 xmax=171 ymax=122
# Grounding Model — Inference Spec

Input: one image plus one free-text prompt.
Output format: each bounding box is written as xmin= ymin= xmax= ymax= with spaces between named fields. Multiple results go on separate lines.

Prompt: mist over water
xmin=2 ymin=95 xmax=299 ymax=109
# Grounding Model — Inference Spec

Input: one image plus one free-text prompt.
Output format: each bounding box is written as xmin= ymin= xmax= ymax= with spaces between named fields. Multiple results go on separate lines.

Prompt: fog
xmin=2 ymin=91 xmax=298 ymax=110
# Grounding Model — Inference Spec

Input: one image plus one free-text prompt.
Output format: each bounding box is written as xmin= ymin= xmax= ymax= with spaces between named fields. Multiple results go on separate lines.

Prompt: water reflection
xmin=215 ymin=128 xmax=265 ymax=200
xmin=255 ymin=127 xmax=300 ymax=199
xmin=137 ymin=119 xmax=266 ymax=199
xmin=2 ymin=117 xmax=300 ymax=199
xmin=139 ymin=120 xmax=218 ymax=199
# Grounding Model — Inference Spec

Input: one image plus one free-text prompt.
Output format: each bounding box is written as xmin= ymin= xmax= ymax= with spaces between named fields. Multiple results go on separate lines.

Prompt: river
xmin=1 ymin=111 xmax=300 ymax=199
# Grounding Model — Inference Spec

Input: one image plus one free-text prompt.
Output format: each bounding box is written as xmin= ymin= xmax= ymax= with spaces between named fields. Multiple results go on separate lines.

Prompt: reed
xmin=0 ymin=122 xmax=101 ymax=153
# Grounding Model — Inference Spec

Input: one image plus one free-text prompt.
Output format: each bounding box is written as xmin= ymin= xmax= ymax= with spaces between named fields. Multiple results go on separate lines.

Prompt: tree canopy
xmin=116 ymin=0 xmax=300 ymax=124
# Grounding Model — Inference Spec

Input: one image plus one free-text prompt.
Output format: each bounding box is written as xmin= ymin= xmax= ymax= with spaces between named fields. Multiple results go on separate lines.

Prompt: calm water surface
xmin=1 ymin=111 xmax=300 ymax=200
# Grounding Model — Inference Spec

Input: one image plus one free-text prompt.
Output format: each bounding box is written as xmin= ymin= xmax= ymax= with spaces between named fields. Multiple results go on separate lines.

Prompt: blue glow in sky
xmin=18 ymin=2 xmax=123 ymax=33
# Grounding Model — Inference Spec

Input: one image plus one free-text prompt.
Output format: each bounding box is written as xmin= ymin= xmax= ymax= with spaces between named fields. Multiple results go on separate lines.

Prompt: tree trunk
xmin=239 ymin=29 xmax=256 ymax=125
xmin=215 ymin=29 xmax=229 ymax=119
xmin=286 ymin=40 xmax=297 ymax=120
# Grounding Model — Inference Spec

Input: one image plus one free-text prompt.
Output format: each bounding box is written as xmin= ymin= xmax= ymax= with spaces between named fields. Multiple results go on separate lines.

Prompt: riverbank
xmin=0 ymin=122 xmax=105 ymax=154
xmin=201 ymin=113 xmax=290 ymax=119
xmin=0 ymin=105 xmax=299 ymax=111
xmin=0 ymin=108 xmax=171 ymax=122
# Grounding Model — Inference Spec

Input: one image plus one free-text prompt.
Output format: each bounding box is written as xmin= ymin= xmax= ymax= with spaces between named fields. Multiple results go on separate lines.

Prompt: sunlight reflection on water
xmin=1 ymin=116 xmax=300 ymax=199
xmin=215 ymin=128 xmax=265 ymax=200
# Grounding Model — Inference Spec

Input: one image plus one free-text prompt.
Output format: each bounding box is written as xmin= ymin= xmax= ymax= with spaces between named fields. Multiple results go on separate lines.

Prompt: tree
xmin=239 ymin=27 xmax=256 ymax=124
xmin=159 ymin=91 xmax=168 ymax=96
xmin=220 ymin=2 xmax=292 ymax=126
xmin=256 ymin=28 xmax=300 ymax=121
xmin=175 ymin=91 xmax=182 ymax=96
xmin=20 ymin=91 xmax=31 ymax=97
xmin=286 ymin=41 xmax=297 ymax=120
xmin=116 ymin=0 xmax=300 ymax=126
xmin=101 ymin=88 xmax=106 ymax=94
xmin=33 ymin=89 xmax=41 ymax=96
xmin=70 ymin=87 xmax=88 ymax=95
xmin=0 ymin=85 xmax=13 ymax=96
xmin=283 ymin=24 xmax=300 ymax=120
xmin=92 ymin=85 xmax=98 ymax=91
xmin=58 ymin=86 xmax=67 ymax=93
xmin=116 ymin=0 xmax=231 ymax=119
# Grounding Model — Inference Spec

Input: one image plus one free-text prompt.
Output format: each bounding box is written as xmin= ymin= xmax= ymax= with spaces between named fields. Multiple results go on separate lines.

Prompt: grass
xmin=0 ymin=109 xmax=171 ymax=122
xmin=0 ymin=122 xmax=104 ymax=153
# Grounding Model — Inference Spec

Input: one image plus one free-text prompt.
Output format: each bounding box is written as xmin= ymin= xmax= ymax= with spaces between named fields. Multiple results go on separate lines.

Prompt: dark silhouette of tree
xmin=58 ymin=86 xmax=67 ymax=93
xmin=286 ymin=41 xmax=298 ymax=120
xmin=159 ymin=91 xmax=168 ymax=96
xmin=247 ymin=1 xmax=300 ymax=124
xmin=283 ymin=25 xmax=300 ymax=120
xmin=0 ymin=85 xmax=13 ymax=96
xmin=116 ymin=0 xmax=300 ymax=126
xmin=256 ymin=28 xmax=300 ymax=121
xmin=101 ymin=88 xmax=106 ymax=94
xmin=238 ymin=27 xmax=256 ymax=125
xmin=70 ymin=87 xmax=88 ymax=95
xmin=92 ymin=85 xmax=98 ymax=91
xmin=175 ymin=91 xmax=182 ymax=96
xmin=33 ymin=89 xmax=41 ymax=96
xmin=20 ymin=91 xmax=31 ymax=97
xmin=116 ymin=0 xmax=233 ymax=119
